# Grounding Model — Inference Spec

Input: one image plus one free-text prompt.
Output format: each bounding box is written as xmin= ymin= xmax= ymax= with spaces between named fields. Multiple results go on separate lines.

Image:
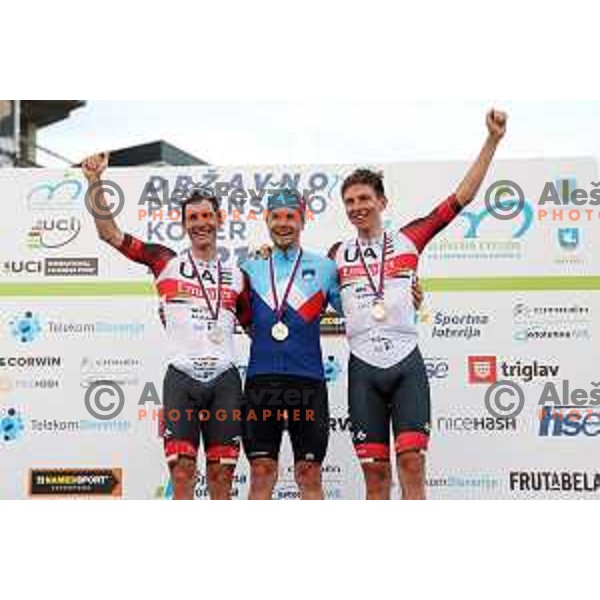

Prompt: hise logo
xmin=538 ymin=406 xmax=600 ymax=437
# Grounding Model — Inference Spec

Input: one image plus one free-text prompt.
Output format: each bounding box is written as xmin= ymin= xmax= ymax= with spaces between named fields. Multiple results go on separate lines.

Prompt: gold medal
xmin=271 ymin=321 xmax=289 ymax=341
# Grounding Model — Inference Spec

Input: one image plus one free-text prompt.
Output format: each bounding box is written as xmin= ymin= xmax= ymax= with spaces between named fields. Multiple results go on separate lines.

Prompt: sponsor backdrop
xmin=1 ymin=158 xmax=599 ymax=499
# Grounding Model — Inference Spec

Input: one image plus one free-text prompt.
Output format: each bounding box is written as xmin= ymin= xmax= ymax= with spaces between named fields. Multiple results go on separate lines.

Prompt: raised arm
xmin=82 ymin=152 xmax=124 ymax=247
xmin=454 ymin=109 xmax=507 ymax=207
xmin=401 ymin=108 xmax=507 ymax=252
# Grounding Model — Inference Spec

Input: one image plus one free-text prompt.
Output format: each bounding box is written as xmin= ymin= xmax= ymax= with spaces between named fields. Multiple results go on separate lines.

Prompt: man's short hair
xmin=181 ymin=191 xmax=220 ymax=226
xmin=341 ymin=168 xmax=385 ymax=198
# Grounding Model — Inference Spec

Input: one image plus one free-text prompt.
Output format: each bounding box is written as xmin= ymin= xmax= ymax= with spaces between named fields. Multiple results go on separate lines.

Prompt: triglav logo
xmin=468 ymin=356 xmax=497 ymax=384
xmin=468 ymin=356 xmax=560 ymax=384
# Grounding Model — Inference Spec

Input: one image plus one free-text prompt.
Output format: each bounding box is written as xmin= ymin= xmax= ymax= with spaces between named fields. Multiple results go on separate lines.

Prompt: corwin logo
xmin=27 ymin=217 xmax=82 ymax=250
xmin=1 ymin=406 xmax=25 ymax=443
xmin=10 ymin=311 xmax=42 ymax=343
xmin=27 ymin=176 xmax=83 ymax=211
xmin=0 ymin=356 xmax=62 ymax=369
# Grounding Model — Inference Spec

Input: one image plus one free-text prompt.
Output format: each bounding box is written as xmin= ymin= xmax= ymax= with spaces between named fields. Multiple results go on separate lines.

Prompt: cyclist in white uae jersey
xmin=82 ymin=153 xmax=252 ymax=500
xmin=328 ymin=109 xmax=508 ymax=500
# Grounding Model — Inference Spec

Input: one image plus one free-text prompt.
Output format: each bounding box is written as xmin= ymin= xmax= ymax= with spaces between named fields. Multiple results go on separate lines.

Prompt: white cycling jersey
xmin=117 ymin=234 xmax=248 ymax=382
xmin=330 ymin=194 xmax=462 ymax=368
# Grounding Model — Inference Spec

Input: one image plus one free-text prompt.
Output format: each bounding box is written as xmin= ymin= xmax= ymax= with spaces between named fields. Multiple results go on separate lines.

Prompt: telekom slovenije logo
xmin=468 ymin=356 xmax=497 ymax=384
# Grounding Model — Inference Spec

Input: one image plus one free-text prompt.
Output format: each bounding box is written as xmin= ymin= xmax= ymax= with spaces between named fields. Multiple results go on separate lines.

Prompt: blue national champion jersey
xmin=241 ymin=247 xmax=341 ymax=380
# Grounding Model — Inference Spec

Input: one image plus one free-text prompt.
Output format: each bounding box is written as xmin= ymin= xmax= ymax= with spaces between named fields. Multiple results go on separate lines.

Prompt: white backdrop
xmin=1 ymin=158 xmax=599 ymax=499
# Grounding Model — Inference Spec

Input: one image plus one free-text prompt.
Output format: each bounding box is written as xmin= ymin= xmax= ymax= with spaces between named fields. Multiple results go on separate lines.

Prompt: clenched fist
xmin=486 ymin=109 xmax=507 ymax=141
xmin=82 ymin=152 xmax=109 ymax=182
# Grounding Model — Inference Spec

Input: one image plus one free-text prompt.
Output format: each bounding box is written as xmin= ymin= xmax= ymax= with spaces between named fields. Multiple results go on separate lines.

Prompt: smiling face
xmin=183 ymin=197 xmax=219 ymax=249
xmin=342 ymin=183 xmax=387 ymax=236
xmin=267 ymin=206 xmax=304 ymax=249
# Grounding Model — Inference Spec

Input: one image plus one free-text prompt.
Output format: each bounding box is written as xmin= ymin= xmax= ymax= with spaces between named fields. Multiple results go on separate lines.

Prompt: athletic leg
xmin=242 ymin=375 xmax=285 ymax=499
xmin=287 ymin=378 xmax=329 ymax=500
xmin=390 ymin=347 xmax=431 ymax=500
xmin=348 ymin=355 xmax=392 ymax=500
xmin=202 ymin=367 xmax=243 ymax=500
xmin=162 ymin=366 xmax=201 ymax=500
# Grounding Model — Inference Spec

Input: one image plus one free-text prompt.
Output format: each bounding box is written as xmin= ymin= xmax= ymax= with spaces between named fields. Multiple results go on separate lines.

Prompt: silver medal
xmin=271 ymin=321 xmax=289 ymax=341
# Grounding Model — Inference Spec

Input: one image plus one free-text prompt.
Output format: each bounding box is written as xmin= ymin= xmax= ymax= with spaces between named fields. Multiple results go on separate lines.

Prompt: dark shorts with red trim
xmin=242 ymin=374 xmax=329 ymax=464
xmin=162 ymin=365 xmax=242 ymax=465
xmin=348 ymin=346 xmax=431 ymax=462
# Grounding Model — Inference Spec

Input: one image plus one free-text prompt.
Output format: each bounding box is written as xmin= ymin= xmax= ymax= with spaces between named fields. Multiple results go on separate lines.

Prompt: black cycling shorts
xmin=242 ymin=374 xmax=329 ymax=464
xmin=348 ymin=346 xmax=431 ymax=463
xmin=162 ymin=365 xmax=243 ymax=464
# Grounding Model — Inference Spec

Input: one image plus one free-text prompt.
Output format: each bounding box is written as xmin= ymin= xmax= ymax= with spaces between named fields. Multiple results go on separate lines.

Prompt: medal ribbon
xmin=187 ymin=250 xmax=222 ymax=321
xmin=356 ymin=232 xmax=388 ymax=300
xmin=269 ymin=248 xmax=304 ymax=322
